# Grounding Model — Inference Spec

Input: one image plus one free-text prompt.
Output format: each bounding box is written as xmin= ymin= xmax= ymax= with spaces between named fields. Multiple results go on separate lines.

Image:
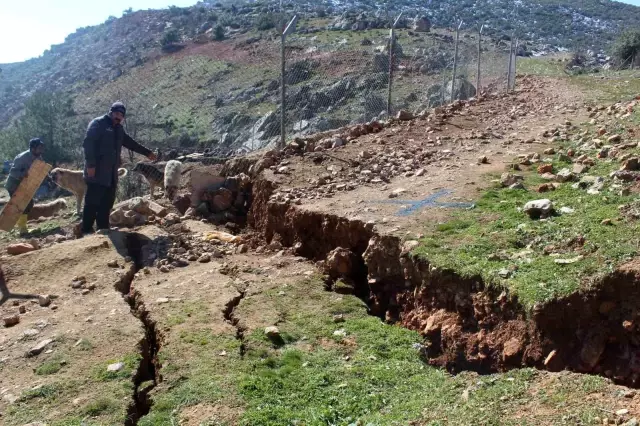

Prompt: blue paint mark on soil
xmin=373 ymin=189 xmax=475 ymax=216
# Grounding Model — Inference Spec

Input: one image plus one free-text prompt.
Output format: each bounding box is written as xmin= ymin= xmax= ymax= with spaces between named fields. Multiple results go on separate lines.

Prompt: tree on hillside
xmin=214 ymin=25 xmax=225 ymax=41
xmin=255 ymin=13 xmax=276 ymax=31
xmin=161 ymin=28 xmax=180 ymax=47
xmin=612 ymin=29 xmax=640 ymax=68
xmin=0 ymin=92 xmax=84 ymax=166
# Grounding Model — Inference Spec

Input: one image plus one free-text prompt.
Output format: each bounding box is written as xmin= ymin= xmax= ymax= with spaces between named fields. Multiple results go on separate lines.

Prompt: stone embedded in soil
xmin=325 ymin=248 xmax=355 ymax=278
xmin=498 ymin=269 xmax=511 ymax=279
xmin=19 ymin=305 xmax=26 ymax=314
xmin=396 ymin=110 xmax=414 ymax=121
xmin=537 ymin=164 xmax=553 ymax=175
xmin=3 ymin=315 xmax=20 ymax=327
xmin=621 ymin=158 xmax=640 ymax=171
xmin=107 ymin=260 xmax=119 ymax=268
xmin=500 ymin=173 xmax=524 ymax=187
xmin=608 ymin=134 xmax=622 ymax=143
xmin=388 ymin=188 xmax=407 ymax=198
xmin=156 ymin=297 xmax=170 ymax=304
xmin=38 ymin=294 xmax=52 ymax=307
xmin=599 ymin=301 xmax=617 ymax=315
xmin=622 ymin=419 xmax=639 ymax=426
xmin=7 ymin=243 xmax=37 ymax=255
xmin=333 ymin=314 xmax=345 ymax=323
xmin=556 ymin=168 xmax=574 ymax=182
xmin=2 ymin=393 xmax=18 ymax=404
xmin=107 ymin=362 xmax=125 ymax=372
xmin=27 ymin=339 xmax=53 ymax=357
xmin=264 ymin=326 xmax=280 ymax=339
xmin=502 ymin=337 xmax=523 ymax=362
xmin=580 ymin=331 xmax=607 ymax=371
xmin=523 ymin=199 xmax=554 ymax=219
xmin=23 ymin=329 xmax=39 ymax=338
xmin=573 ymin=164 xmax=589 ymax=175
xmin=333 ymin=328 xmax=347 ymax=337
xmin=198 ymin=253 xmax=212 ymax=263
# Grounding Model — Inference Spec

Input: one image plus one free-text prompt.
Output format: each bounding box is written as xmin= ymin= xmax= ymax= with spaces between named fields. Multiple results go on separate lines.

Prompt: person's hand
xmin=87 ymin=168 xmax=96 ymax=178
xmin=147 ymin=153 xmax=158 ymax=162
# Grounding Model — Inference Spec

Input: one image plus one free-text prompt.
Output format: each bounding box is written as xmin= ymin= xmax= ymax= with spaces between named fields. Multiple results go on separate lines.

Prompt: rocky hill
xmin=0 ymin=0 xmax=638 ymax=156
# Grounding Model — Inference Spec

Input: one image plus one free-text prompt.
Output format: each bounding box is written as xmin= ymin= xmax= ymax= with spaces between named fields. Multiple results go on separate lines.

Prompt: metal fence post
xmin=279 ymin=16 xmax=298 ymax=150
xmin=512 ymin=39 xmax=519 ymax=91
xmin=280 ymin=32 xmax=285 ymax=149
xmin=387 ymin=13 xmax=402 ymax=117
xmin=476 ymin=25 xmax=484 ymax=97
xmin=507 ymin=36 xmax=514 ymax=93
xmin=451 ymin=20 xmax=463 ymax=103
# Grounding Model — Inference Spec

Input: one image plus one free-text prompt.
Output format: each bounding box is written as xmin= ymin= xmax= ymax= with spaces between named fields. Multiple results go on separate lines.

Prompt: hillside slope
xmin=0 ymin=0 xmax=638 ymax=155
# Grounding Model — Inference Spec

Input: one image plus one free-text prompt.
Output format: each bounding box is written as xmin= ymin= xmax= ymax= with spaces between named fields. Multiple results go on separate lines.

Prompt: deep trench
xmin=112 ymin=233 xmax=163 ymax=426
xmin=243 ymin=176 xmax=640 ymax=389
xmin=104 ymin=164 xmax=640 ymax=425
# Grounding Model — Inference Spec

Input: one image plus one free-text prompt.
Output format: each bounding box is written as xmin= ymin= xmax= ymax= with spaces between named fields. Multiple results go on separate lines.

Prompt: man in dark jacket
xmin=5 ymin=138 xmax=45 ymax=234
xmin=81 ymin=102 xmax=157 ymax=234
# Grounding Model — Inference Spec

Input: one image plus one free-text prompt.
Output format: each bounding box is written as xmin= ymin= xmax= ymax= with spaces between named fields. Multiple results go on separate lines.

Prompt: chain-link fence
xmin=1 ymin=6 xmax=517 ymax=168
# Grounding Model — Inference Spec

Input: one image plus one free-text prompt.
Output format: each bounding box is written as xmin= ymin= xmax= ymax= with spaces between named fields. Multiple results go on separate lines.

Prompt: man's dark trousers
xmin=82 ymin=183 xmax=117 ymax=233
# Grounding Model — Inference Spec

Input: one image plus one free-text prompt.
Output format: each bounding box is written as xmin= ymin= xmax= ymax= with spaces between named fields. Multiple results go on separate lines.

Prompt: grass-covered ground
xmin=414 ymin=94 xmax=640 ymax=307
xmin=137 ymin=275 xmax=627 ymax=425
xmin=519 ymin=57 xmax=640 ymax=103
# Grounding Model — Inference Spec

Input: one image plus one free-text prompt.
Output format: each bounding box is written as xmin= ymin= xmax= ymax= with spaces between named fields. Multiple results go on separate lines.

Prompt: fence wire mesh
xmin=1 ymin=6 xmax=515 ymax=168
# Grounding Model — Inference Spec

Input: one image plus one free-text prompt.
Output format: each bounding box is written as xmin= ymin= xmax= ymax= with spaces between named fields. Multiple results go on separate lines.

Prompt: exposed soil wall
xmin=247 ymin=176 xmax=640 ymax=388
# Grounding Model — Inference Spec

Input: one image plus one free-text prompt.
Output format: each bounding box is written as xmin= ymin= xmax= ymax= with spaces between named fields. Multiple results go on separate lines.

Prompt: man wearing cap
xmin=4 ymin=138 xmax=45 ymax=234
xmin=81 ymin=102 xmax=157 ymax=234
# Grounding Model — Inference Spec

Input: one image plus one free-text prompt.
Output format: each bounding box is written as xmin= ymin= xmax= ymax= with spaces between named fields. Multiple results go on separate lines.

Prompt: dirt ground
xmin=3 ymin=73 xmax=640 ymax=425
xmin=0 ymin=233 xmax=144 ymax=424
xmin=266 ymin=76 xmax=588 ymax=237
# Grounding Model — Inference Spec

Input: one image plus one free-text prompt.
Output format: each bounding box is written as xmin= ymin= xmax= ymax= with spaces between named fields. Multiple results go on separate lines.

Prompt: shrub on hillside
xmin=214 ymin=25 xmax=225 ymax=41
xmin=255 ymin=13 xmax=276 ymax=31
xmin=160 ymin=29 xmax=179 ymax=47
xmin=612 ymin=29 xmax=640 ymax=68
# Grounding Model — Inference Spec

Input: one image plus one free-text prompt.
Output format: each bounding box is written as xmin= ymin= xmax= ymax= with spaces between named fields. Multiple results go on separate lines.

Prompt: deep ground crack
xmin=112 ymin=233 xmax=163 ymax=426
xmin=223 ymin=290 xmax=247 ymax=358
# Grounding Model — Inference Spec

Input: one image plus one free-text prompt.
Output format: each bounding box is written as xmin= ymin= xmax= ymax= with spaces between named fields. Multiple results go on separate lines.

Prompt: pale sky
xmin=1 ymin=0 xmax=640 ymax=63
xmin=0 ymin=0 xmax=199 ymax=64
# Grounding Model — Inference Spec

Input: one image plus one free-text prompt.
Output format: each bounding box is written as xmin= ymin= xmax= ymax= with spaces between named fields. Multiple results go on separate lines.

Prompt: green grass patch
xmin=82 ymin=397 xmax=119 ymax=417
xmin=414 ymin=158 xmax=640 ymax=307
xmin=92 ymin=353 xmax=140 ymax=382
xmin=136 ymin=275 xmax=625 ymax=425
xmin=35 ymin=354 xmax=67 ymax=376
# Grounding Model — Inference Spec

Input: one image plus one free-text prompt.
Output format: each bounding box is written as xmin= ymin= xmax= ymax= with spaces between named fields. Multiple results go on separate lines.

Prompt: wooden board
xmin=0 ymin=159 xmax=52 ymax=232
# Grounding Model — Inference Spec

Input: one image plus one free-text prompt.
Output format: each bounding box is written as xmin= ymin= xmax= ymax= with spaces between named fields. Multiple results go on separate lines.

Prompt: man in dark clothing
xmin=82 ymin=102 xmax=157 ymax=234
xmin=5 ymin=138 xmax=45 ymax=234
